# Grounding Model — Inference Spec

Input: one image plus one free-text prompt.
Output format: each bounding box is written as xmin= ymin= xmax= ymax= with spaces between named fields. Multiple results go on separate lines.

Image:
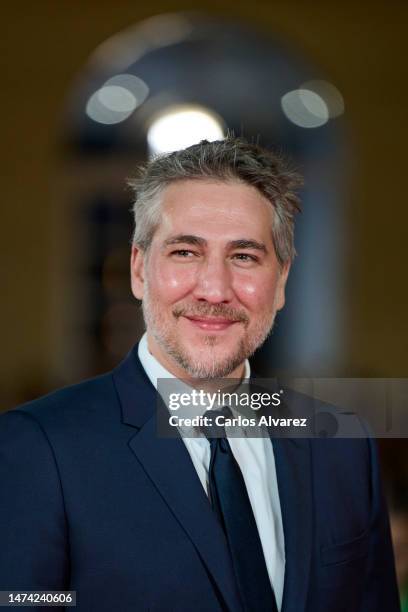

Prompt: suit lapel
xmin=113 ymin=348 xmax=242 ymax=612
xmin=272 ymin=436 xmax=313 ymax=612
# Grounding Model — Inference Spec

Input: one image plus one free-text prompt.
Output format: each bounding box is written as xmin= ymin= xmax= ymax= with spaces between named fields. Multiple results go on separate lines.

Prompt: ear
xmin=274 ymin=262 xmax=291 ymax=311
xmin=130 ymin=245 xmax=145 ymax=300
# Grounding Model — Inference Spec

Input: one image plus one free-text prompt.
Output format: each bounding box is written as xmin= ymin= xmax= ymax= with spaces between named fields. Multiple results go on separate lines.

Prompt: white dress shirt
xmin=138 ymin=333 xmax=285 ymax=610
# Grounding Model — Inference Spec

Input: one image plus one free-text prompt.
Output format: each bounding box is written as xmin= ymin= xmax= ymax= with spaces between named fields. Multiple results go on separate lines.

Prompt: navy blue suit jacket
xmin=0 ymin=347 xmax=401 ymax=611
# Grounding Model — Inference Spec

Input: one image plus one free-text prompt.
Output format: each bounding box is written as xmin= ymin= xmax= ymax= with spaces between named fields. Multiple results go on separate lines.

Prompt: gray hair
xmin=129 ymin=137 xmax=303 ymax=265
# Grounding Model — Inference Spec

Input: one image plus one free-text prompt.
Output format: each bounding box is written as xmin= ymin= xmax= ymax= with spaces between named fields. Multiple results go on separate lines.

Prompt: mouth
xmin=183 ymin=315 xmax=239 ymax=332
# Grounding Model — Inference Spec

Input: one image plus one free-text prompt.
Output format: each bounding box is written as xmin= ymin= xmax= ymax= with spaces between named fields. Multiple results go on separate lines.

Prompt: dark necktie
xmin=204 ymin=408 xmax=279 ymax=612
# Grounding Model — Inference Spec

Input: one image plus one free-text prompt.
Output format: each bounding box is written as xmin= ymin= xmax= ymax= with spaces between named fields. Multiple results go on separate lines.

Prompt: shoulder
xmin=278 ymin=386 xmax=375 ymax=468
xmin=280 ymin=385 xmax=369 ymax=436
xmin=1 ymin=372 xmax=118 ymax=434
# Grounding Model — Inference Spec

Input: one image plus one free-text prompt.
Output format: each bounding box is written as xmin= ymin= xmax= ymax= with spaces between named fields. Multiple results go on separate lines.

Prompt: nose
xmin=192 ymin=255 xmax=234 ymax=304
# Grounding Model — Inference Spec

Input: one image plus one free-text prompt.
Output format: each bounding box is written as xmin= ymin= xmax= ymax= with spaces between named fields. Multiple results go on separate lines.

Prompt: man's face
xmin=131 ymin=179 xmax=290 ymax=379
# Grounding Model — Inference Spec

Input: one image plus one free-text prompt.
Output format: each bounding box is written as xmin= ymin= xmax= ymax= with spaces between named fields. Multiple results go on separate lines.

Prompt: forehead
xmin=155 ymin=179 xmax=273 ymax=243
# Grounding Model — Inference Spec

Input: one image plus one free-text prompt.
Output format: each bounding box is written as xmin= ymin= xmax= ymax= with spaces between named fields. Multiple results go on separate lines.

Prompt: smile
xmin=183 ymin=316 xmax=239 ymax=332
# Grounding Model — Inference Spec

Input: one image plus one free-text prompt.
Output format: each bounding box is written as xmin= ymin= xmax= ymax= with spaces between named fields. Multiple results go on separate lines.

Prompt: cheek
xmin=233 ymin=273 xmax=280 ymax=311
xmin=149 ymin=261 xmax=196 ymax=302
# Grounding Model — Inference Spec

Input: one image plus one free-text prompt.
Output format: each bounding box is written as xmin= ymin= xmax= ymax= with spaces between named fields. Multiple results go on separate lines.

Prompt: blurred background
xmin=1 ymin=0 xmax=407 ymax=605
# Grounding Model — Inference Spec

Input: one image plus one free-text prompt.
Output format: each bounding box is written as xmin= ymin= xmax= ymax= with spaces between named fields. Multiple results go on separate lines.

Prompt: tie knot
xmin=211 ymin=405 xmax=233 ymax=419
xmin=201 ymin=406 xmax=232 ymax=441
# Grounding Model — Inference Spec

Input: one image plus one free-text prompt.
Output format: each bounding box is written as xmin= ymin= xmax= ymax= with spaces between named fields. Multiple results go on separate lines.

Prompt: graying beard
xmin=142 ymin=289 xmax=275 ymax=379
xmin=163 ymin=338 xmax=248 ymax=379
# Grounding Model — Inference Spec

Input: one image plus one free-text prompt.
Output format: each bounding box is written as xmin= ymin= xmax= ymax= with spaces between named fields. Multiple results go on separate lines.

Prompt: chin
xmin=184 ymin=337 xmax=239 ymax=357
xmin=175 ymin=341 xmax=247 ymax=379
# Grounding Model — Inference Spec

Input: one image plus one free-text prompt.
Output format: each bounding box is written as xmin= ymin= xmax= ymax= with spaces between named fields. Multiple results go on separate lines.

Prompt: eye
xmin=170 ymin=249 xmax=197 ymax=258
xmin=232 ymin=253 xmax=259 ymax=263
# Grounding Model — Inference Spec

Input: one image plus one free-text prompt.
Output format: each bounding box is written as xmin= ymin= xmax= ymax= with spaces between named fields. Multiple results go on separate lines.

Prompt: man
xmin=0 ymin=138 xmax=401 ymax=611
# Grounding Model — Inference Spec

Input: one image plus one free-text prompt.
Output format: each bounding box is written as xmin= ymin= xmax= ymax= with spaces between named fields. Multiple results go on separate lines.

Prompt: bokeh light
xmin=86 ymin=73 xmax=149 ymax=125
xmin=147 ymin=105 xmax=225 ymax=154
xmin=281 ymin=88 xmax=329 ymax=128
xmin=301 ymin=79 xmax=344 ymax=118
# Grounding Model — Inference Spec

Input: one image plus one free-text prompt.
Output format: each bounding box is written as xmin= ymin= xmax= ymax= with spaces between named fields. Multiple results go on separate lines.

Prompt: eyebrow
xmin=163 ymin=234 xmax=268 ymax=253
xmin=229 ymin=239 xmax=268 ymax=254
xmin=163 ymin=235 xmax=206 ymax=248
